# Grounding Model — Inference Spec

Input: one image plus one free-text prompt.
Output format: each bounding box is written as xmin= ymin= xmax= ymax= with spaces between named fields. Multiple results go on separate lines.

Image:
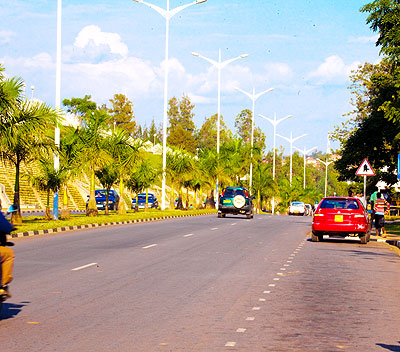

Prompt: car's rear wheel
xmin=312 ymin=231 xmax=323 ymax=242
xmin=359 ymin=232 xmax=370 ymax=244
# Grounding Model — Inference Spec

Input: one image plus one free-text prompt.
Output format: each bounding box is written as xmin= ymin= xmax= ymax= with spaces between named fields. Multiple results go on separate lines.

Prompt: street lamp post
xmin=317 ymin=157 xmax=334 ymax=197
xmin=235 ymin=86 xmax=274 ymax=191
xmin=276 ymin=131 xmax=307 ymax=186
xmin=294 ymin=146 xmax=317 ymax=189
xmin=132 ymin=0 xmax=207 ymax=211
xmin=54 ymin=0 xmax=62 ymax=220
xmin=259 ymin=113 xmax=292 ymax=214
xmin=192 ymin=49 xmax=248 ymax=208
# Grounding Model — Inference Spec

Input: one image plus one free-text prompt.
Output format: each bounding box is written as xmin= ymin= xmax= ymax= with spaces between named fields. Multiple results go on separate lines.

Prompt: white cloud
xmin=1 ymin=53 xmax=53 ymax=69
xmin=73 ymin=25 xmax=128 ymax=59
xmin=0 ymin=30 xmax=16 ymax=45
xmin=348 ymin=35 xmax=379 ymax=44
xmin=308 ymin=55 xmax=360 ymax=85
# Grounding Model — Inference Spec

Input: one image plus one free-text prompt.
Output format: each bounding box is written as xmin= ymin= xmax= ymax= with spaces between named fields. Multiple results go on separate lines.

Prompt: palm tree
xmin=77 ymin=109 xmax=111 ymax=217
xmin=166 ymin=149 xmax=194 ymax=209
xmin=0 ymin=70 xmax=62 ymax=224
xmin=95 ymin=164 xmax=119 ymax=215
xmin=105 ymin=128 xmax=144 ymax=215
xmin=29 ymin=158 xmax=68 ymax=220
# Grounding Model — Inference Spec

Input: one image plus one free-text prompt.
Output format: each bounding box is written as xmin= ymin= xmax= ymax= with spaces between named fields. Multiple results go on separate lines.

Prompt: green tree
xmin=107 ymin=93 xmax=137 ymax=136
xmin=167 ymin=95 xmax=197 ymax=153
xmin=95 ymin=164 xmax=119 ymax=215
xmin=333 ymin=60 xmax=400 ymax=187
xmin=29 ymin=157 xmax=67 ymax=220
xmin=0 ymin=73 xmax=61 ymax=224
xmin=63 ymin=95 xmax=96 ymax=127
xmin=234 ymin=109 xmax=266 ymax=152
xmin=77 ymin=108 xmax=112 ymax=216
xmin=197 ymin=113 xmax=232 ymax=150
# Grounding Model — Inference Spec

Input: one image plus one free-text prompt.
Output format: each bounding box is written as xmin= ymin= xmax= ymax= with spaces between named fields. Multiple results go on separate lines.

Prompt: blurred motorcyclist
xmin=0 ymin=206 xmax=16 ymax=298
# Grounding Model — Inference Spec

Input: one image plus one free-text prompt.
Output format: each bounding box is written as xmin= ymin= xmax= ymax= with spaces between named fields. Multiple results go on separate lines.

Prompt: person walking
xmin=374 ymin=192 xmax=390 ymax=237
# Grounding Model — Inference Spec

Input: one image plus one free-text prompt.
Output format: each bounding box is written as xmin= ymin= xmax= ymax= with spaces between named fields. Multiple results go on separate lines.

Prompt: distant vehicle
xmin=288 ymin=201 xmax=306 ymax=216
xmin=87 ymin=189 xmax=119 ymax=211
xmin=312 ymin=197 xmax=371 ymax=244
xmin=132 ymin=193 xmax=159 ymax=209
xmin=218 ymin=186 xmax=253 ymax=219
xmin=305 ymin=204 xmax=313 ymax=216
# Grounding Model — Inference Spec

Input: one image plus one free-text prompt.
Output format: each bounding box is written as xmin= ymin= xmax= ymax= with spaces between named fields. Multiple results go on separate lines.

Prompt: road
xmin=1 ymin=214 xmax=400 ymax=351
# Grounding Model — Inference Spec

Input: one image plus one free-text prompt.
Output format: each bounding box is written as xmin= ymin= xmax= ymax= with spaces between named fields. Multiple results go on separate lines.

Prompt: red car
xmin=312 ymin=197 xmax=371 ymax=244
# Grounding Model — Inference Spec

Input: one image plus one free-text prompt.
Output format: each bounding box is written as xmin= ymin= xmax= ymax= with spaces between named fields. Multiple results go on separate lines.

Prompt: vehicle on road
xmin=312 ymin=197 xmax=371 ymax=244
xmin=218 ymin=186 xmax=253 ymax=219
xmin=87 ymin=189 xmax=119 ymax=211
xmin=305 ymin=203 xmax=313 ymax=216
xmin=288 ymin=201 xmax=306 ymax=216
xmin=132 ymin=193 xmax=159 ymax=209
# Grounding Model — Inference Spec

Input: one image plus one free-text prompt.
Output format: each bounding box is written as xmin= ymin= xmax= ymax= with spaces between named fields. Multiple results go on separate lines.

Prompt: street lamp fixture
xmin=276 ymin=131 xmax=307 ymax=187
xmin=294 ymin=146 xmax=318 ymax=189
xmin=235 ymin=86 xmax=274 ymax=191
xmin=192 ymin=49 xmax=248 ymax=208
xmin=132 ymin=0 xmax=207 ymax=211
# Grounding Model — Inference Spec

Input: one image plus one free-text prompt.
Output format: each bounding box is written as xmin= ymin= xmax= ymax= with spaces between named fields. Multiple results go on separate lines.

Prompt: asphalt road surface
xmin=1 ymin=214 xmax=400 ymax=351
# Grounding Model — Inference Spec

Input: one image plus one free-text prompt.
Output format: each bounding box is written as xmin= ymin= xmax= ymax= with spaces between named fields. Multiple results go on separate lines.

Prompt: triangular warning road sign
xmin=356 ymin=158 xmax=375 ymax=176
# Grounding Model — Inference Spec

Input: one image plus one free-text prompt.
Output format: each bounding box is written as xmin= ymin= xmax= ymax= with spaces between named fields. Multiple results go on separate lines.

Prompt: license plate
xmin=223 ymin=199 xmax=231 ymax=204
xmin=335 ymin=215 xmax=343 ymax=222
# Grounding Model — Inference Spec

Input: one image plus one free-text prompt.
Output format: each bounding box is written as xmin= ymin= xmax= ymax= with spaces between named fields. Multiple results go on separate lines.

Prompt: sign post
xmin=355 ymin=158 xmax=375 ymax=206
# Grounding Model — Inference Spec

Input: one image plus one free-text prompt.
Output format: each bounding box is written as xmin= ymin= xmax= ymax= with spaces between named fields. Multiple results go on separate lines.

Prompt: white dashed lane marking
xmin=236 ymin=328 xmax=246 ymax=333
xmin=225 ymin=342 xmax=236 ymax=347
xmin=71 ymin=263 xmax=98 ymax=271
xmin=142 ymin=244 xmax=158 ymax=249
xmin=211 ymin=227 xmax=218 ymax=230
xmin=184 ymin=233 xmax=193 ymax=237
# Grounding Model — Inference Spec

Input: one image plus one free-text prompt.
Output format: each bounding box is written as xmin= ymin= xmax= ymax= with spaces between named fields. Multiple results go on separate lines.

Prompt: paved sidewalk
xmin=371 ymin=220 xmax=400 ymax=251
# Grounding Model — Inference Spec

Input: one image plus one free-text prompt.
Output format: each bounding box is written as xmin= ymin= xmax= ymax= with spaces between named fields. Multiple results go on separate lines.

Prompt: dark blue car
xmin=132 ymin=193 xmax=159 ymax=209
xmin=87 ymin=189 xmax=119 ymax=211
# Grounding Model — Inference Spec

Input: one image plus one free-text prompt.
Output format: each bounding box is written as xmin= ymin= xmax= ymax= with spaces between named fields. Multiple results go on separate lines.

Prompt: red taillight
xmin=221 ymin=190 xmax=225 ymax=197
xmin=245 ymin=190 xmax=248 ymax=197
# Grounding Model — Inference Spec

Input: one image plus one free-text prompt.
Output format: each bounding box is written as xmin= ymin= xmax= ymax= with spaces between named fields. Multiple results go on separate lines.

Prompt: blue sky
xmin=0 ymin=0 xmax=381 ymax=153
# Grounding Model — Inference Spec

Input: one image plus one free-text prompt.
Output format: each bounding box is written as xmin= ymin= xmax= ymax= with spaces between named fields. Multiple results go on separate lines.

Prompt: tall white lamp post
xmin=54 ymin=0 xmax=62 ymax=220
xmin=132 ymin=0 xmax=208 ymax=211
xmin=294 ymin=146 xmax=317 ymax=189
xmin=317 ymin=134 xmax=333 ymax=197
xmin=276 ymin=131 xmax=307 ymax=186
xmin=259 ymin=113 xmax=292 ymax=214
xmin=235 ymin=86 xmax=274 ymax=191
xmin=192 ymin=49 xmax=248 ymax=208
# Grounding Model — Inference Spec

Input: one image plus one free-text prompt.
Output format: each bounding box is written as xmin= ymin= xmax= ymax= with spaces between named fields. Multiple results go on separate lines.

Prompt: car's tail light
xmin=314 ymin=213 xmax=324 ymax=217
xmin=354 ymin=214 xmax=365 ymax=218
xmin=244 ymin=190 xmax=248 ymax=197
xmin=221 ymin=190 xmax=225 ymax=197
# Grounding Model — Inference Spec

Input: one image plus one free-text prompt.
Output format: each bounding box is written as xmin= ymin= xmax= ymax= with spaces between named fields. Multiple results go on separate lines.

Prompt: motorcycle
xmin=0 ymin=205 xmax=17 ymax=315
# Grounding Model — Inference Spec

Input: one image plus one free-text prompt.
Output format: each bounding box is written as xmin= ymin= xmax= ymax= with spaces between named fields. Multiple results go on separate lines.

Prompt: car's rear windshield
xmin=319 ymin=199 xmax=360 ymax=210
xmin=95 ymin=190 xmax=114 ymax=197
xmin=223 ymin=188 xmax=245 ymax=197
xmin=291 ymin=202 xmax=304 ymax=206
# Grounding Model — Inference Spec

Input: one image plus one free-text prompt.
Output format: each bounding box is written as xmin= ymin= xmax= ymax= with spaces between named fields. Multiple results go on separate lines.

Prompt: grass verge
xmin=10 ymin=209 xmax=217 ymax=234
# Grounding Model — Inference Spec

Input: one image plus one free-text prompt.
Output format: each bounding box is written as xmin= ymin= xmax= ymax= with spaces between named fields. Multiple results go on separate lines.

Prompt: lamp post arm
xmin=191 ymin=52 xmax=218 ymax=67
xmin=133 ymin=0 xmax=167 ymax=17
xmin=169 ymin=1 xmax=199 ymax=18
xmin=220 ymin=54 xmax=248 ymax=69
xmin=276 ymin=114 xmax=292 ymax=125
xmin=259 ymin=114 xmax=274 ymax=126
xmin=235 ymin=87 xmax=253 ymax=100
xmin=276 ymin=133 xmax=291 ymax=144
xmin=254 ymin=87 xmax=274 ymax=100
xmin=292 ymin=133 xmax=307 ymax=143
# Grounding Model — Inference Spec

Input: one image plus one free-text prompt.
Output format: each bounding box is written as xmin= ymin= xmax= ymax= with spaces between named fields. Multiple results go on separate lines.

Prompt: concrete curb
xmin=11 ymin=212 xmax=216 ymax=239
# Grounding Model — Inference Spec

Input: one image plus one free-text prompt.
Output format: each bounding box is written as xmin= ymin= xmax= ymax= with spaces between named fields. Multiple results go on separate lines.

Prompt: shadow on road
xmin=0 ymin=301 xmax=28 ymax=320
xmin=376 ymin=341 xmax=400 ymax=351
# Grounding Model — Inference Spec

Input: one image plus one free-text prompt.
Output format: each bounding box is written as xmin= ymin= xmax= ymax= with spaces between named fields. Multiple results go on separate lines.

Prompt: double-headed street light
xmin=192 ymin=49 xmax=248 ymax=208
xmin=276 ymin=131 xmax=307 ymax=186
xmin=294 ymin=146 xmax=318 ymax=189
xmin=132 ymin=0 xmax=207 ymax=211
xmin=235 ymin=86 xmax=274 ymax=191
xmin=258 ymin=113 xmax=292 ymax=215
